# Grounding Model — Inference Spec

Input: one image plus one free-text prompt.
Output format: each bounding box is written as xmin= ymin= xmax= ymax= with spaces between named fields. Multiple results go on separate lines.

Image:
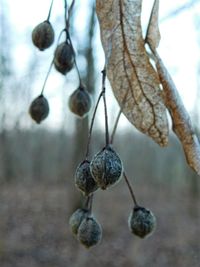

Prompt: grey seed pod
xmin=69 ymin=208 xmax=89 ymax=235
xmin=32 ymin=21 xmax=54 ymax=51
xmin=54 ymin=61 xmax=72 ymax=75
xmin=75 ymin=160 xmax=98 ymax=196
xmin=90 ymin=146 xmax=123 ymax=190
xmin=128 ymin=206 xmax=156 ymax=238
xmin=77 ymin=216 xmax=102 ymax=248
xmin=69 ymin=86 xmax=91 ymax=118
xmin=29 ymin=95 xmax=49 ymax=124
xmin=54 ymin=42 xmax=74 ymax=74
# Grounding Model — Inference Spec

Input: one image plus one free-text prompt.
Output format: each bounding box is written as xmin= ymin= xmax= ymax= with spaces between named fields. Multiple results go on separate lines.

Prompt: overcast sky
xmin=2 ymin=0 xmax=200 ymax=130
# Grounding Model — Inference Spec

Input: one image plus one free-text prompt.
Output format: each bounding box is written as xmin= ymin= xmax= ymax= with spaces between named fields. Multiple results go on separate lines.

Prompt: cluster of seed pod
xmin=69 ymin=207 xmax=102 ymax=248
xmin=29 ymin=0 xmax=92 ymax=124
xmin=69 ymin=69 xmax=156 ymax=248
xmin=29 ymin=0 xmax=157 ymax=248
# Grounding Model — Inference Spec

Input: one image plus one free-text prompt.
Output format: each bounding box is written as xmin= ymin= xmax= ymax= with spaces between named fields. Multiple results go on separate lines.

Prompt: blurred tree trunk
xmin=0 ymin=0 xmax=13 ymax=182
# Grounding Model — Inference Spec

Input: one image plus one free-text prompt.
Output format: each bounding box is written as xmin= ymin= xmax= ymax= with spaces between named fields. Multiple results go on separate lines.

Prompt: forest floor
xmin=0 ymin=181 xmax=200 ymax=267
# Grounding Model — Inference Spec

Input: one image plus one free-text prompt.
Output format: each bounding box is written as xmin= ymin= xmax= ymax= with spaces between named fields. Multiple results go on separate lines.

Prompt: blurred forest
xmin=0 ymin=0 xmax=200 ymax=267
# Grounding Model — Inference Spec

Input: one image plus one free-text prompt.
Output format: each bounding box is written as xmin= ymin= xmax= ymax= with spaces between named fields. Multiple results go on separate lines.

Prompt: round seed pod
xmin=128 ymin=206 xmax=156 ymax=238
xmin=32 ymin=21 xmax=54 ymax=51
xmin=77 ymin=216 xmax=102 ymax=248
xmin=29 ymin=95 xmax=49 ymax=124
xmin=54 ymin=42 xmax=74 ymax=74
xmin=75 ymin=160 xmax=98 ymax=196
xmin=69 ymin=208 xmax=89 ymax=235
xmin=90 ymin=145 xmax=123 ymax=190
xmin=54 ymin=61 xmax=71 ymax=75
xmin=69 ymin=86 xmax=91 ymax=118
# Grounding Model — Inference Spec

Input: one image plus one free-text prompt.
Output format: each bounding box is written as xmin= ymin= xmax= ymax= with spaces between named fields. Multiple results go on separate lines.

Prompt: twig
xmin=67 ymin=31 xmax=82 ymax=86
xmin=47 ymin=0 xmax=54 ymax=21
xmin=101 ymin=69 xmax=110 ymax=146
xmin=40 ymin=60 xmax=54 ymax=95
xmin=64 ymin=0 xmax=76 ymax=30
xmin=84 ymin=196 xmax=90 ymax=210
xmin=110 ymin=89 xmax=129 ymax=144
xmin=123 ymin=172 xmax=138 ymax=206
xmin=85 ymin=91 xmax=103 ymax=159
xmin=110 ymin=109 xmax=122 ymax=144
xmin=88 ymin=194 xmax=93 ymax=214
xmin=40 ymin=29 xmax=66 ymax=95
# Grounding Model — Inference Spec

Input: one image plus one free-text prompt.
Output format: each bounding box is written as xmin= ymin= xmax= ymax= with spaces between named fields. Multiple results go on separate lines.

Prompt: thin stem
xmin=40 ymin=29 xmax=66 ymax=95
xmin=64 ymin=0 xmax=75 ymax=30
xmin=56 ymin=28 xmax=67 ymax=46
xmin=110 ymin=89 xmax=129 ymax=144
xmin=64 ymin=0 xmax=68 ymax=28
xmin=83 ymin=194 xmax=93 ymax=214
xmin=101 ymin=69 xmax=109 ymax=146
xmin=63 ymin=1 xmax=81 ymax=85
xmin=123 ymin=172 xmax=138 ymax=206
xmin=40 ymin=60 xmax=54 ymax=95
xmin=85 ymin=91 xmax=103 ymax=159
xmin=47 ymin=0 xmax=54 ymax=21
xmin=68 ymin=0 xmax=76 ymax=19
xmin=110 ymin=109 xmax=122 ymax=144
xmin=88 ymin=194 xmax=93 ymax=214
xmin=67 ymin=30 xmax=82 ymax=86
xmin=84 ymin=196 xmax=90 ymax=210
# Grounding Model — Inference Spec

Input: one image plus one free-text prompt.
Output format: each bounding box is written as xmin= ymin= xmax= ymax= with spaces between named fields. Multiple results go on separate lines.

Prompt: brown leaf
xmin=96 ymin=0 xmax=168 ymax=146
xmin=145 ymin=0 xmax=161 ymax=50
xmin=154 ymin=51 xmax=200 ymax=175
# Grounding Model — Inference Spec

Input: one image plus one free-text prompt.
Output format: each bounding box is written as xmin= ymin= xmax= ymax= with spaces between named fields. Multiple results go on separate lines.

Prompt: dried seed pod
xmin=77 ymin=216 xmax=102 ymax=248
xmin=32 ymin=21 xmax=54 ymax=51
xmin=75 ymin=160 xmax=98 ymax=196
xmin=128 ymin=206 xmax=156 ymax=238
xmin=69 ymin=86 xmax=92 ymax=118
xmin=90 ymin=145 xmax=123 ymax=190
xmin=29 ymin=95 xmax=49 ymax=124
xmin=69 ymin=208 xmax=89 ymax=235
xmin=54 ymin=61 xmax=71 ymax=75
xmin=54 ymin=42 xmax=74 ymax=74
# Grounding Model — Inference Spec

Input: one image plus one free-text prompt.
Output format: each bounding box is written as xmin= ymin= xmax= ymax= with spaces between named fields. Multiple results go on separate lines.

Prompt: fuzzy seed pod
xmin=90 ymin=145 xmax=123 ymax=190
xmin=69 ymin=86 xmax=91 ymax=118
xmin=69 ymin=208 xmax=89 ymax=235
xmin=29 ymin=95 xmax=49 ymax=124
xmin=75 ymin=160 xmax=98 ymax=196
xmin=128 ymin=206 xmax=156 ymax=238
xmin=54 ymin=42 xmax=74 ymax=74
xmin=32 ymin=21 xmax=54 ymax=51
xmin=77 ymin=216 xmax=102 ymax=248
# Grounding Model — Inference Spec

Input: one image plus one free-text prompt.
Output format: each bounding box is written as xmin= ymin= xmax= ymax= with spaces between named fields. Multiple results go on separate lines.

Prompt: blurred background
xmin=0 ymin=0 xmax=200 ymax=266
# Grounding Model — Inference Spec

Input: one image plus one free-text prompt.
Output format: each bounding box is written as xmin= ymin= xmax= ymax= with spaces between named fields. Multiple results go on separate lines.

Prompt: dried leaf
xmin=154 ymin=51 xmax=200 ymax=175
xmin=96 ymin=0 xmax=168 ymax=146
xmin=145 ymin=0 xmax=161 ymax=50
